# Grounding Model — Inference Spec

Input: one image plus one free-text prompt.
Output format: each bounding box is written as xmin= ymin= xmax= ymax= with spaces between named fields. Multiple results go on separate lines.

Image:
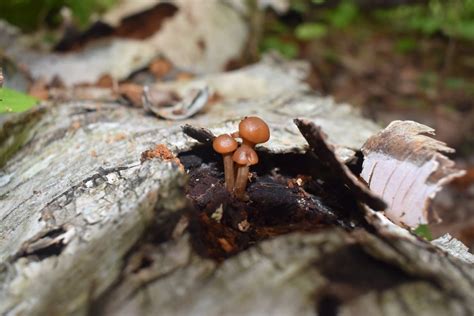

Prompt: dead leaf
xmin=143 ymin=86 xmax=208 ymax=120
xmin=360 ymin=120 xmax=465 ymax=228
xmin=118 ymin=83 xmax=144 ymax=107
xmin=142 ymin=87 xmax=181 ymax=108
xmin=96 ymin=74 xmax=115 ymax=88
xmin=28 ymin=78 xmax=49 ymax=100
xmin=149 ymin=58 xmax=172 ymax=79
xmin=176 ymin=72 xmax=194 ymax=81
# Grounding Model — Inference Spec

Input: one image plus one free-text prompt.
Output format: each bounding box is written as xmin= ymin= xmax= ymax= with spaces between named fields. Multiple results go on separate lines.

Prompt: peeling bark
xmin=361 ymin=120 xmax=465 ymax=227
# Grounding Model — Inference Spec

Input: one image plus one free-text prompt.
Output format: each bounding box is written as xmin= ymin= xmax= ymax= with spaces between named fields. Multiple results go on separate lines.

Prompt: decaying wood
xmin=93 ymin=229 xmax=474 ymax=316
xmin=0 ymin=58 xmax=472 ymax=315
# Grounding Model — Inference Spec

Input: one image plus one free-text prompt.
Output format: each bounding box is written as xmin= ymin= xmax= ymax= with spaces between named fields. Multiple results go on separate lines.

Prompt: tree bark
xmin=0 ymin=57 xmax=472 ymax=316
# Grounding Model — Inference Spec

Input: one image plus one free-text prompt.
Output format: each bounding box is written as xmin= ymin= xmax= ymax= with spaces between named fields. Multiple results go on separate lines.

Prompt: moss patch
xmin=0 ymin=107 xmax=46 ymax=168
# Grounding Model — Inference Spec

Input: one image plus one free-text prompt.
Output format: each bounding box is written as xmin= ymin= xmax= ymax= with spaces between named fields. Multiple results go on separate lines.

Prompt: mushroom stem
xmin=223 ymin=154 xmax=235 ymax=192
xmin=234 ymin=165 xmax=249 ymax=200
xmin=242 ymin=139 xmax=255 ymax=148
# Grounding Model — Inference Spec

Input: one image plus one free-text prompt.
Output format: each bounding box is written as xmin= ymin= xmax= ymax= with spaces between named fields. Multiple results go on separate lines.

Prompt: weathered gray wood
xmin=95 ymin=229 xmax=474 ymax=316
xmin=0 ymin=58 xmax=472 ymax=316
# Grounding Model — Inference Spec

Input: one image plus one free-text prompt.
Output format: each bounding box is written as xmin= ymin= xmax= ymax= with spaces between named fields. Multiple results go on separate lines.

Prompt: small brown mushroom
xmin=213 ymin=134 xmax=238 ymax=192
xmin=232 ymin=144 xmax=259 ymax=200
xmin=238 ymin=116 xmax=270 ymax=148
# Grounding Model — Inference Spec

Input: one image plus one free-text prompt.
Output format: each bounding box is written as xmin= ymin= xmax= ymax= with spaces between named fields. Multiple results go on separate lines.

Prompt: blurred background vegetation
xmin=0 ymin=0 xmax=116 ymax=31
xmin=1 ymin=0 xmax=474 ymax=152
xmin=3 ymin=0 xmax=474 ymax=43
xmin=262 ymin=0 xmax=474 ymax=56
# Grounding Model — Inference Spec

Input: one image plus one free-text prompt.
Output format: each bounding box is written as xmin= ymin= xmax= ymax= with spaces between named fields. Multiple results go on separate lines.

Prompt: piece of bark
xmin=181 ymin=124 xmax=215 ymax=144
xmin=0 ymin=59 xmax=472 ymax=316
xmin=432 ymin=234 xmax=474 ymax=264
xmin=360 ymin=120 xmax=465 ymax=227
xmin=294 ymin=118 xmax=386 ymax=212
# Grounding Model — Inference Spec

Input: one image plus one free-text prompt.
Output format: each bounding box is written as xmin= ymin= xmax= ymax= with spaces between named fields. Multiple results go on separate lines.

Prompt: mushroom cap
xmin=232 ymin=145 xmax=259 ymax=166
xmin=239 ymin=116 xmax=270 ymax=145
xmin=213 ymin=134 xmax=238 ymax=154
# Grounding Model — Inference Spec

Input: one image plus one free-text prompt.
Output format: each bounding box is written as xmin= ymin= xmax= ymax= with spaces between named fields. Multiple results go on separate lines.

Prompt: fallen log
xmin=0 ymin=57 xmax=472 ymax=316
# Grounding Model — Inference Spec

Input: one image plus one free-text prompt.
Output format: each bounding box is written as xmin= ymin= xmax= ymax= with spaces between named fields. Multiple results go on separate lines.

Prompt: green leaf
xmin=0 ymin=88 xmax=38 ymax=113
xmin=413 ymin=224 xmax=433 ymax=240
xmin=261 ymin=36 xmax=298 ymax=58
xmin=295 ymin=23 xmax=328 ymax=40
xmin=328 ymin=1 xmax=358 ymax=28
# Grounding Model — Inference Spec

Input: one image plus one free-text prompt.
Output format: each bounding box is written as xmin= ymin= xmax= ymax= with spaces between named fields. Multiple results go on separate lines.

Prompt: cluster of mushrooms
xmin=212 ymin=116 xmax=270 ymax=200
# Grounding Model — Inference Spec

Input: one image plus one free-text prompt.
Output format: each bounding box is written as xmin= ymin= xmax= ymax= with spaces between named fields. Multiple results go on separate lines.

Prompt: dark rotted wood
xmin=183 ymin=149 xmax=364 ymax=261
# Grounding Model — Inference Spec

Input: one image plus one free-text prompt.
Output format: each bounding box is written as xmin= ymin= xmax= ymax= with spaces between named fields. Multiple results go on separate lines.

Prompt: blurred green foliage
xmin=394 ymin=37 xmax=418 ymax=54
xmin=325 ymin=1 xmax=358 ymax=28
xmin=261 ymin=36 xmax=298 ymax=58
xmin=295 ymin=22 xmax=327 ymax=40
xmin=262 ymin=0 xmax=474 ymax=57
xmin=413 ymin=224 xmax=433 ymax=241
xmin=375 ymin=0 xmax=474 ymax=40
xmin=0 ymin=87 xmax=38 ymax=113
xmin=0 ymin=0 xmax=117 ymax=32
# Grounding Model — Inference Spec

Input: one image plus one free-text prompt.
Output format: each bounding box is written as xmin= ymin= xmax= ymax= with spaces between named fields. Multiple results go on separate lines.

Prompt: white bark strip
xmin=361 ymin=120 xmax=465 ymax=227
